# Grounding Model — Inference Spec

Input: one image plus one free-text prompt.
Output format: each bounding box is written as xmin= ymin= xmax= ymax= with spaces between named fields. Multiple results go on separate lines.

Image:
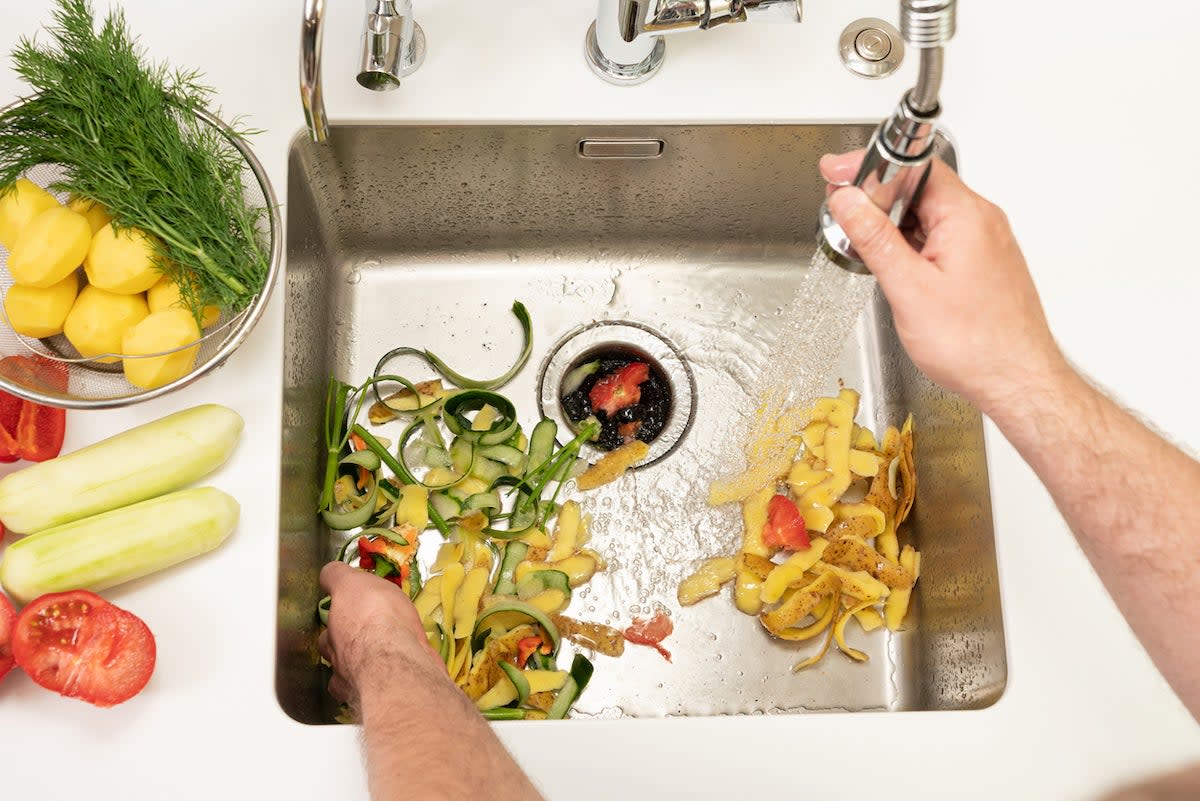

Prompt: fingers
xmin=819 ymin=150 xmax=865 ymax=185
xmin=320 ymin=559 xmax=354 ymax=596
xmin=826 ymin=186 xmax=928 ymax=287
xmin=327 ymin=672 xmax=353 ymax=703
xmin=909 ymin=158 xmax=975 ymax=232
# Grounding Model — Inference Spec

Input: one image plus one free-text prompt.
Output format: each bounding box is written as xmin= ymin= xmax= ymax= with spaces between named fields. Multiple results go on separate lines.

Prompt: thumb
xmin=826 ymin=186 xmax=925 ymax=286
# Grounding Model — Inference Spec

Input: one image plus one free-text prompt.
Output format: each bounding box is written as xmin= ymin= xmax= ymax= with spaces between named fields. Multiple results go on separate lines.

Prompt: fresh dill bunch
xmin=0 ymin=0 xmax=269 ymax=317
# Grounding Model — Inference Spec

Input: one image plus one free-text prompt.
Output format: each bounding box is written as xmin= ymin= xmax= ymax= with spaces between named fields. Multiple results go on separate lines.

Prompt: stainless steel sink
xmin=277 ymin=124 xmax=1007 ymax=724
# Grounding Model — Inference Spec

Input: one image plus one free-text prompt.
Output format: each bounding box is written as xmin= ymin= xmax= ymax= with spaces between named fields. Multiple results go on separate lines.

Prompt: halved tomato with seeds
xmin=12 ymin=590 xmax=155 ymax=707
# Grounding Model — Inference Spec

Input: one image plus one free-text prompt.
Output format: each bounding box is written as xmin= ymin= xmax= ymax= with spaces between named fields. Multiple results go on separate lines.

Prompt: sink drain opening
xmin=537 ymin=321 xmax=695 ymax=469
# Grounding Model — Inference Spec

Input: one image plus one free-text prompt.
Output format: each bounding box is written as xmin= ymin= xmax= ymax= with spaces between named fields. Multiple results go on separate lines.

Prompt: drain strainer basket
xmin=537 ymin=320 xmax=696 ymax=470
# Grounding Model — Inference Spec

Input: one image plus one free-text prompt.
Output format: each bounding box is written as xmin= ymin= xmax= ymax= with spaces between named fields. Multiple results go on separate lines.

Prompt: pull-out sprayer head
xmin=817 ymin=0 xmax=956 ymax=272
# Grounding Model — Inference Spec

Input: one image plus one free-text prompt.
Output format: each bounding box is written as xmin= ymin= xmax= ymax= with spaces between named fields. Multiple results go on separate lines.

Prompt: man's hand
xmin=820 ymin=151 xmax=1068 ymax=415
xmin=318 ymin=561 xmax=445 ymax=709
xmin=821 ymin=150 xmax=1200 ymax=721
xmin=319 ymin=561 xmax=547 ymax=801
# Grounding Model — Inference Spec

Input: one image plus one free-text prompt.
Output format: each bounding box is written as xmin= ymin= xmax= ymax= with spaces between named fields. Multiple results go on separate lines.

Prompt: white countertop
xmin=2 ymin=1 xmax=1198 ymax=799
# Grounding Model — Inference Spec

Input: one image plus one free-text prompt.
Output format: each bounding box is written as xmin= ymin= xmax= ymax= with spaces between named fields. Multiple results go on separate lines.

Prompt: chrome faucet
xmin=301 ymin=0 xmax=427 ymax=143
xmin=586 ymin=0 xmax=803 ymax=85
xmin=817 ymin=0 xmax=957 ymax=272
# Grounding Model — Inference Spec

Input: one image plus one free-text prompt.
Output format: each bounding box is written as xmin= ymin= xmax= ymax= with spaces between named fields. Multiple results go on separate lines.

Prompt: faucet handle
xmin=739 ymin=0 xmax=802 ymax=23
xmin=707 ymin=0 xmax=801 ymax=27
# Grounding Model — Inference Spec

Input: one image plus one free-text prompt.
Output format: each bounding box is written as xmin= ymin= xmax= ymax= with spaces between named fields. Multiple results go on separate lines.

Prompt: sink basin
xmin=277 ymin=123 xmax=1007 ymax=724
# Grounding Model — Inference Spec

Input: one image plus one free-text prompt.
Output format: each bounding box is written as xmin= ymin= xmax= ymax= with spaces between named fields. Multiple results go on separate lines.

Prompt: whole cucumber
xmin=0 ymin=403 xmax=243 ymax=535
xmin=0 ymin=486 xmax=239 ymax=604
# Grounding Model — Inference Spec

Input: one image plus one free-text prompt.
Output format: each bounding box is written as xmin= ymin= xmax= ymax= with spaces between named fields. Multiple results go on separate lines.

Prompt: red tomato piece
xmin=623 ymin=611 xmax=674 ymax=662
xmin=762 ymin=494 xmax=811 ymax=551
xmin=0 ymin=593 xmax=15 ymax=683
xmin=12 ymin=591 xmax=156 ymax=707
xmin=588 ymin=362 xmax=650 ymax=417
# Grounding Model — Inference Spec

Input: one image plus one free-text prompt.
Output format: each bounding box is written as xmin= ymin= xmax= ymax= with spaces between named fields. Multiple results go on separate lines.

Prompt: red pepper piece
xmin=762 ymin=494 xmax=811 ymax=551
xmin=0 ymin=355 xmax=68 ymax=393
xmin=0 ymin=389 xmax=21 ymax=457
xmin=623 ymin=612 xmax=674 ymax=662
xmin=516 ymin=635 xmax=542 ymax=668
xmin=15 ymin=400 xmax=65 ymax=463
xmin=588 ymin=362 xmax=650 ymax=417
xmin=0 ymin=384 xmax=24 ymax=463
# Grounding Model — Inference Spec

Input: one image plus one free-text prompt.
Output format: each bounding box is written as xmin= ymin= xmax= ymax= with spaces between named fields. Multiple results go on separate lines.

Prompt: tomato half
xmin=12 ymin=591 xmax=156 ymax=707
xmin=0 ymin=593 xmax=15 ymax=683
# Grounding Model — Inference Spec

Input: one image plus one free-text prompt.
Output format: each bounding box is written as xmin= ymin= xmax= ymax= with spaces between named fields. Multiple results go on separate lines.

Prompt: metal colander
xmin=0 ymin=105 xmax=281 ymax=410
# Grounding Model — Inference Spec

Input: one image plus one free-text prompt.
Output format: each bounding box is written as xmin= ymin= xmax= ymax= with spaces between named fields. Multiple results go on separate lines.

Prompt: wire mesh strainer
xmin=0 ymin=104 xmax=281 ymax=410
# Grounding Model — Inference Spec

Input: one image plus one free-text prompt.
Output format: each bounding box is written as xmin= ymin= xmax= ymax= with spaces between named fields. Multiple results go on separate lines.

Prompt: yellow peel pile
xmin=681 ymin=387 xmax=920 ymax=671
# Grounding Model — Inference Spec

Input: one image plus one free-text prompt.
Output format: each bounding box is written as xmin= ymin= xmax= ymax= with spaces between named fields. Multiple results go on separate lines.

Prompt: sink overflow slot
xmin=577 ymin=139 xmax=665 ymax=159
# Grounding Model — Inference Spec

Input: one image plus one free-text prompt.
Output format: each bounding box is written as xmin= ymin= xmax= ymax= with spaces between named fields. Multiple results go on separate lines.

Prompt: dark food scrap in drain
xmin=560 ymin=351 xmax=671 ymax=452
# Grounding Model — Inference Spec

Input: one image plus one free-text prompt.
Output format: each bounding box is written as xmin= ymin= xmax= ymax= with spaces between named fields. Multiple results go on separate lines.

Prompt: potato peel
xmin=697 ymin=388 xmax=922 ymax=674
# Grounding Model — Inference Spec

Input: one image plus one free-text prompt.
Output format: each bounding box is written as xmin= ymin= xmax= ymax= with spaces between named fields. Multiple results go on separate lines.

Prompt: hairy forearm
xmin=357 ymin=660 xmax=546 ymax=801
xmin=981 ymin=361 xmax=1200 ymax=718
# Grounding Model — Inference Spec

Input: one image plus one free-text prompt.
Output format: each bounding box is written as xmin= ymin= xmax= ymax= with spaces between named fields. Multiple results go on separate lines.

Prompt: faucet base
xmin=584 ymin=22 xmax=665 ymax=86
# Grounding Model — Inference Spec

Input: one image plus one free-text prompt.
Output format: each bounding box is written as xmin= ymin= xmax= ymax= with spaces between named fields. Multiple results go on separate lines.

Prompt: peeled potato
xmin=84 ymin=223 xmax=162 ymax=295
xmin=121 ymin=308 xmax=201 ymax=389
xmin=66 ymin=195 xmax=113 ymax=235
xmin=4 ymin=273 xmax=79 ymax=338
xmin=0 ymin=179 xmax=60 ymax=251
xmin=8 ymin=207 xmax=92 ymax=288
xmin=63 ymin=285 xmax=149 ymax=363
xmin=147 ymin=275 xmax=220 ymax=328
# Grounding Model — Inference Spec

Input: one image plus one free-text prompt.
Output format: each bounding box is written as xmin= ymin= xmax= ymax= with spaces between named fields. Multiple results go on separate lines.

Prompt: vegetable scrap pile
xmin=318 ymin=303 xmax=660 ymax=721
xmin=0 ymin=0 xmax=270 ymax=390
xmin=679 ymin=387 xmax=919 ymax=672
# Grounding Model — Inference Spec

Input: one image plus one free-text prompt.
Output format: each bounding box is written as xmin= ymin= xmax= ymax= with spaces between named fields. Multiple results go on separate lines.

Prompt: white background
xmin=0 ymin=1 xmax=1197 ymax=799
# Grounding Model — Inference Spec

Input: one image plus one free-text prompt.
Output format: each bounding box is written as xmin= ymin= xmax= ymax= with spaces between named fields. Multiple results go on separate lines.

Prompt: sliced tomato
xmin=12 ymin=591 xmax=156 ymax=707
xmin=588 ymin=362 xmax=650 ymax=417
xmin=762 ymin=494 xmax=811 ymax=551
xmin=623 ymin=611 xmax=674 ymax=662
xmin=0 ymin=593 xmax=15 ymax=683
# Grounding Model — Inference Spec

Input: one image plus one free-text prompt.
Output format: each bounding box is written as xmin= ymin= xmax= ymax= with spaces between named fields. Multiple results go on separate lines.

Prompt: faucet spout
xmin=300 ymin=0 xmax=426 ymax=143
xmin=817 ymin=0 xmax=956 ymax=272
xmin=357 ymin=0 xmax=426 ymax=91
xmin=300 ymin=0 xmax=328 ymax=143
